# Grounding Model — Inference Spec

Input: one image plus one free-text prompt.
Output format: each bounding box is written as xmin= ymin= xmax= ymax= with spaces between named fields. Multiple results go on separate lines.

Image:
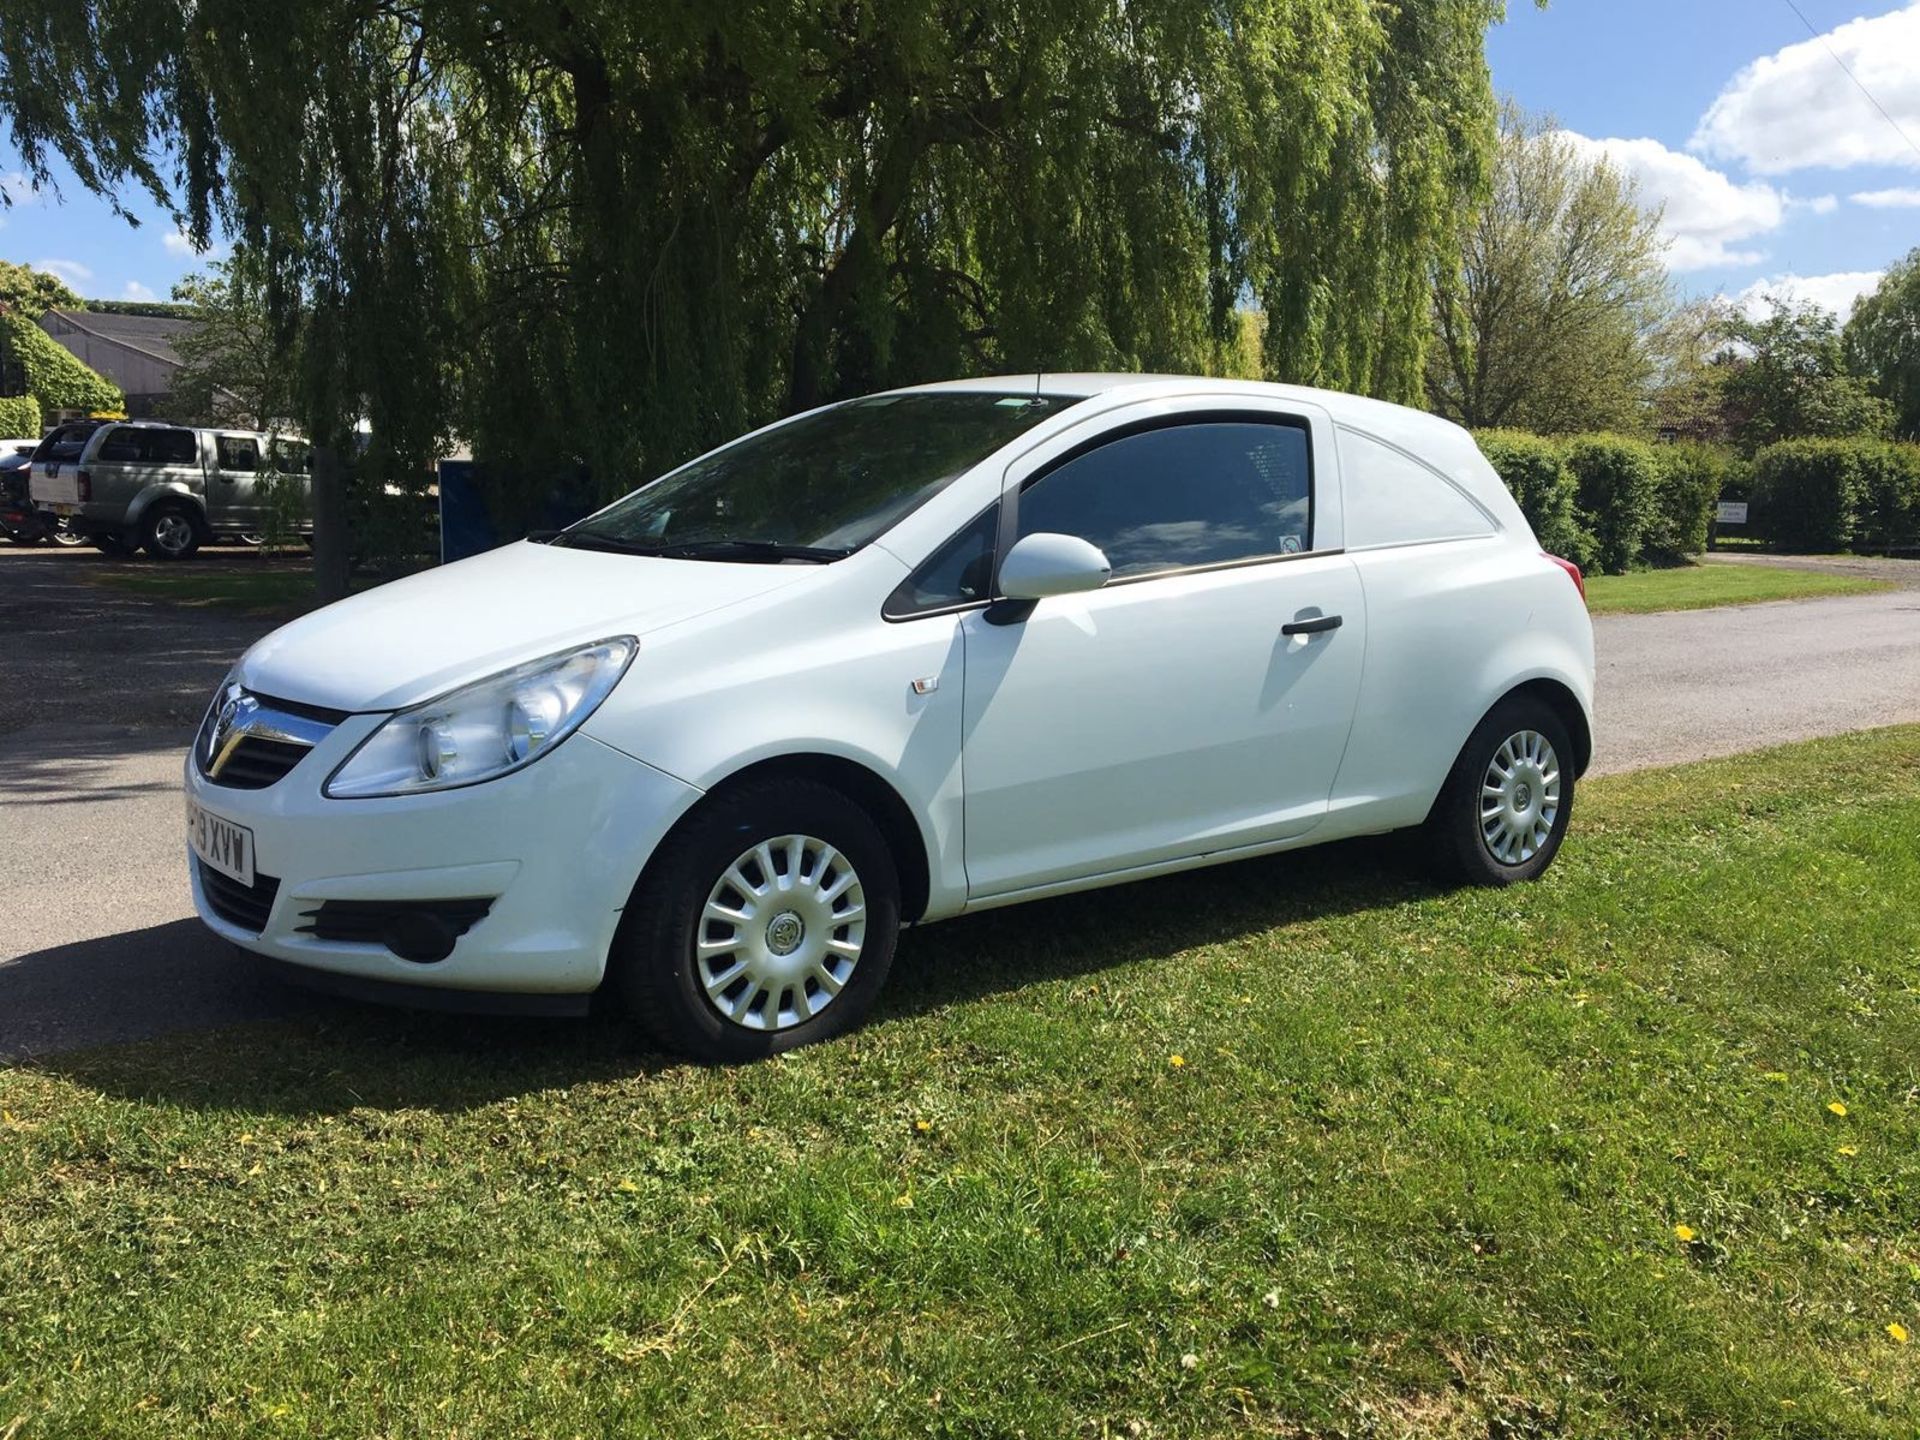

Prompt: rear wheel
xmin=143 ymin=503 xmax=202 ymax=561
xmin=49 ymin=518 xmax=84 ymax=547
xmin=1428 ymin=695 xmax=1575 ymax=886
xmin=613 ymin=778 xmax=901 ymax=1062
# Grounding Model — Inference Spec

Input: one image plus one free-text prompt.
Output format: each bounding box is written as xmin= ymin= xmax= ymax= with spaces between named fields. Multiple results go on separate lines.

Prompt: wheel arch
xmin=1501 ymin=677 xmax=1593 ymax=778
xmin=657 ymin=752 xmax=933 ymax=924
xmin=128 ymin=483 xmax=211 ymax=536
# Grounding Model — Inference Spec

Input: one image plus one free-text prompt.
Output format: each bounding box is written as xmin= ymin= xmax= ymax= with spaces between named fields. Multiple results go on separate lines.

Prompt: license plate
xmin=188 ymin=798 xmax=255 ymax=887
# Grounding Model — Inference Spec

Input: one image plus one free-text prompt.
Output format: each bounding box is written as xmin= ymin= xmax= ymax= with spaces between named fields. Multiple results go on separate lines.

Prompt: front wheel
xmin=612 ymin=778 xmax=901 ymax=1062
xmin=1427 ymin=696 xmax=1575 ymax=886
xmin=143 ymin=504 xmax=202 ymax=561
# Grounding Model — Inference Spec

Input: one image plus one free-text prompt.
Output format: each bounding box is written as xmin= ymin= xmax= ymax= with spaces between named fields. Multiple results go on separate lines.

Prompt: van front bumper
xmin=184 ymin=721 xmax=702 ymax=997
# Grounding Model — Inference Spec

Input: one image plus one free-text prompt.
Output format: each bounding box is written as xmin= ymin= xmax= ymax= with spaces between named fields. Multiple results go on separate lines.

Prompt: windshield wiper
xmin=659 ymin=539 xmax=853 ymax=564
xmin=550 ymin=531 xmax=673 ymax=556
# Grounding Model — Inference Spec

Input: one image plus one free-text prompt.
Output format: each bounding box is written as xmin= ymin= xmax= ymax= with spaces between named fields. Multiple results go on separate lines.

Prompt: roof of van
xmin=895 ymin=373 xmax=1468 ymax=438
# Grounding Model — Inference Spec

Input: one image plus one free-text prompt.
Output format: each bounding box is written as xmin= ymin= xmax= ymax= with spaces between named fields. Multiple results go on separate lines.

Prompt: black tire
xmin=142 ymin=503 xmax=203 ymax=561
xmin=1427 ymin=694 xmax=1575 ymax=886
xmin=612 ymin=777 xmax=901 ymax=1062
xmin=49 ymin=519 xmax=85 ymax=547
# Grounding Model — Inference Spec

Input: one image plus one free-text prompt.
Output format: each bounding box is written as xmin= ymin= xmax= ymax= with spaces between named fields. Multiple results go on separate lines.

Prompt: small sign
xmin=1716 ymin=501 xmax=1749 ymax=525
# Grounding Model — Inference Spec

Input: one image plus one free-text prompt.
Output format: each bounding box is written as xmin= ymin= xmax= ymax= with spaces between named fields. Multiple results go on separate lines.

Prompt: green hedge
xmin=1752 ymin=438 xmax=1920 ymax=551
xmin=1564 ymin=435 xmax=1660 ymax=574
xmin=1647 ymin=442 xmax=1733 ymax=561
xmin=1473 ymin=429 xmax=1593 ymax=568
xmin=0 ymin=393 xmax=40 ymax=437
xmin=0 ymin=310 xmax=123 ymax=414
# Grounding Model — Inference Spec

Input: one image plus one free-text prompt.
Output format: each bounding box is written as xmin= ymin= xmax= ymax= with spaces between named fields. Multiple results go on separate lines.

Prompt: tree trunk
xmin=310 ymin=443 xmax=351 ymax=603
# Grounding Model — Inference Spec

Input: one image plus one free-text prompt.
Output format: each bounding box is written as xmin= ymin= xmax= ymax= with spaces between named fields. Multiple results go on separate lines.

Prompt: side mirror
xmin=997 ymin=532 xmax=1112 ymax=600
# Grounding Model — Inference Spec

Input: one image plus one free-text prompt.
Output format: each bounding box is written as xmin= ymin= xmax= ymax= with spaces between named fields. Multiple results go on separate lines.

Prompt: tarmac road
xmin=3 ymin=545 xmax=1919 ymax=1058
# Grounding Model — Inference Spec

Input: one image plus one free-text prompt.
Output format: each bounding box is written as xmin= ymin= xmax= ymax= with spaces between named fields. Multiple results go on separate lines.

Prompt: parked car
xmin=0 ymin=447 xmax=83 ymax=545
xmin=185 ymin=375 xmax=1595 ymax=1061
xmin=30 ymin=420 xmax=311 ymax=558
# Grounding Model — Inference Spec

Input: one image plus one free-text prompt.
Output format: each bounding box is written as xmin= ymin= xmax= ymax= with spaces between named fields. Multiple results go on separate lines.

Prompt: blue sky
xmin=1487 ymin=0 xmax=1920 ymax=316
xmin=2 ymin=1 xmax=1917 ymax=319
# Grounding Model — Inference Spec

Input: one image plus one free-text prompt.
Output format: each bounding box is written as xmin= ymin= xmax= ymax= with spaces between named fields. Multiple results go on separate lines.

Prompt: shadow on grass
xmin=12 ymin=834 xmax=1444 ymax=1117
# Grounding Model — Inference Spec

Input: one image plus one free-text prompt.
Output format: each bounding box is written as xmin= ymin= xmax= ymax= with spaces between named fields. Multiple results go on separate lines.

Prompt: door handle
xmin=1282 ymin=613 xmax=1343 ymax=636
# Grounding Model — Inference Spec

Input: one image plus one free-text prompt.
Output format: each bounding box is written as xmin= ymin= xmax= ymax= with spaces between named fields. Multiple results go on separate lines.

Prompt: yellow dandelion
xmin=1889 ymin=1322 xmax=1910 ymax=1345
xmin=914 ymin=1119 xmax=932 ymax=1133
xmin=1169 ymin=1054 xmax=1187 ymax=1069
xmin=1828 ymin=1101 xmax=1848 ymax=1116
xmin=1837 ymin=1145 xmax=1858 ymax=1157
xmin=894 ymin=1192 xmax=914 ymax=1209
xmin=1674 ymin=1224 xmax=1696 ymax=1243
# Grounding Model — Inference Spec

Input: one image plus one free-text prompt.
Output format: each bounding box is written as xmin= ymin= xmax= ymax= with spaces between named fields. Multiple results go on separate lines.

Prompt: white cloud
xmin=36 ymin=258 xmax=93 ymax=287
xmin=163 ymin=227 xmax=228 ymax=261
xmin=1557 ymin=132 xmax=1786 ymax=271
xmin=1691 ymin=4 xmax=1920 ymax=174
xmin=1734 ymin=270 xmax=1886 ymax=321
xmin=1800 ymin=194 xmax=1839 ymax=215
xmin=121 ymin=280 xmax=157 ymax=302
xmin=1852 ymin=185 xmax=1920 ymax=207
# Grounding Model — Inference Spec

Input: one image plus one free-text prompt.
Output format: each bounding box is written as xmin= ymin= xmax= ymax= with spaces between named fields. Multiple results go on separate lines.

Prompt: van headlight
xmin=323 ymin=637 xmax=637 ymax=798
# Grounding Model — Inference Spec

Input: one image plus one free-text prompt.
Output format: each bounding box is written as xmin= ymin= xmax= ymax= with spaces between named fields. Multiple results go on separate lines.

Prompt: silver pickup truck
xmin=30 ymin=419 xmax=312 ymax=559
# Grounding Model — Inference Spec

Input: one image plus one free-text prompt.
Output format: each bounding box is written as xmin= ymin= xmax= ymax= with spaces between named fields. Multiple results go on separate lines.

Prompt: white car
xmin=186 ymin=375 xmax=1594 ymax=1060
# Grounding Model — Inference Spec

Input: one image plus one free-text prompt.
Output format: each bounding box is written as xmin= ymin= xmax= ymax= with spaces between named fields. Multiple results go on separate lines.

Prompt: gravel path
xmin=4 ymin=545 xmax=1918 ymax=1057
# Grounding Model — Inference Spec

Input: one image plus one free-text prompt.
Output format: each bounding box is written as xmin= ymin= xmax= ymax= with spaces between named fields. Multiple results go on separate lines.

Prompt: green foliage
xmin=0 ymin=258 xmax=79 ymax=316
xmin=1751 ymin=440 xmax=1865 ymax=551
xmin=1757 ymin=438 xmax=1920 ymax=551
xmin=0 ymin=391 xmax=41 ymax=435
xmin=1564 ymin=434 xmax=1659 ymax=574
xmin=1714 ymin=297 xmax=1891 ymax=453
xmin=1846 ymin=247 xmax=1920 ymax=442
xmin=1646 ymin=442 xmax=1733 ymax=561
xmin=0 ymin=0 xmax=1515 ymax=538
xmin=0 ymin=309 xmax=122 ymax=413
xmin=169 ymin=254 xmax=294 ymax=427
xmin=1430 ymin=108 xmax=1673 ymax=435
xmin=1473 ymin=428 xmax=1592 ymax=565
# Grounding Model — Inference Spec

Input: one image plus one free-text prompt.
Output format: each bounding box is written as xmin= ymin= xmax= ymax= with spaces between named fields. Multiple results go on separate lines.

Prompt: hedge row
xmin=1473 ymin=430 xmax=1724 ymax=574
xmin=1751 ymin=439 xmax=1920 ymax=552
xmin=0 ymin=393 xmax=40 ymax=437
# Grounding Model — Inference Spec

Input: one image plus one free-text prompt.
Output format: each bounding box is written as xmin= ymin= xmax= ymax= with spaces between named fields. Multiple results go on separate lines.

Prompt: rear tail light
xmin=1544 ymin=552 xmax=1585 ymax=605
xmin=75 ymin=468 xmax=91 ymax=502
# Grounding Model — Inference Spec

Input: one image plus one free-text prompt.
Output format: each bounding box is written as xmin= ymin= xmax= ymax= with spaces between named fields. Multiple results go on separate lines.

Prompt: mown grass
xmin=1585 ymin=561 xmax=1890 ymax=614
xmin=87 ymin=564 xmax=385 ymax=616
xmin=4 ymin=729 xmax=1920 ymax=1437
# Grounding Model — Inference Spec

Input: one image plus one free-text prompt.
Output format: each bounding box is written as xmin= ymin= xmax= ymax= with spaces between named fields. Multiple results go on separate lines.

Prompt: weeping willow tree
xmin=0 ymin=0 xmax=1520 ymax=597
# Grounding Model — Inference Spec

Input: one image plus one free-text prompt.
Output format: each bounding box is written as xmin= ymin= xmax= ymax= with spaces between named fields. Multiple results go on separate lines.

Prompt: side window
xmin=96 ymin=426 xmax=142 ymax=462
xmin=153 ymin=428 xmax=200 ymax=466
xmin=269 ymin=438 xmax=311 ymax=472
xmin=1338 ymin=429 xmax=1493 ymax=550
xmin=884 ymin=503 xmax=999 ymax=618
xmin=1016 ymin=420 xmax=1311 ymax=579
xmin=217 ymin=436 xmax=260 ymax=472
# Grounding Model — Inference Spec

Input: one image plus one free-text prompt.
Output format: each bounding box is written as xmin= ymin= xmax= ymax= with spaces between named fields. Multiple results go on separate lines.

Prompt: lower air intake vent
xmin=295 ymin=897 xmax=495 ymax=962
xmin=198 ymin=860 xmax=281 ymax=933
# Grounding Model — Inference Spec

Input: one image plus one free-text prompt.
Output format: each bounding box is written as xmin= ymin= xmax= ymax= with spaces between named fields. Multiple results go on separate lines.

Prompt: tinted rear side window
xmin=1337 ymin=428 xmax=1492 ymax=550
xmin=96 ymin=427 xmax=199 ymax=465
xmin=1016 ymin=419 xmax=1311 ymax=578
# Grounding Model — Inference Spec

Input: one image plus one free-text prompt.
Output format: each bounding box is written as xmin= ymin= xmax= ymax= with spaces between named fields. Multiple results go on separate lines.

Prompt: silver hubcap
xmin=154 ymin=514 xmax=194 ymax=553
xmin=697 ymin=834 xmax=865 ymax=1032
xmin=1480 ymin=729 xmax=1561 ymax=866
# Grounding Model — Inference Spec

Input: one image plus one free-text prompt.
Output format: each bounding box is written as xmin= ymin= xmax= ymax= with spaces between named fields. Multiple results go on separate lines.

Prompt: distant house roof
xmin=40 ymin=307 xmax=196 ymax=370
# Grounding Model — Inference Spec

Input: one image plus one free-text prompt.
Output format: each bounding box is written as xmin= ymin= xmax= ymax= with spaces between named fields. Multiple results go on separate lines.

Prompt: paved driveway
xmin=4 ymin=545 xmax=1919 ymax=1057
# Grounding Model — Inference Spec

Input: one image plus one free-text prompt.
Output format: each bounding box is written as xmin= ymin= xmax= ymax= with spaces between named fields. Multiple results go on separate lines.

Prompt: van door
xmin=210 ymin=433 xmax=263 ymax=533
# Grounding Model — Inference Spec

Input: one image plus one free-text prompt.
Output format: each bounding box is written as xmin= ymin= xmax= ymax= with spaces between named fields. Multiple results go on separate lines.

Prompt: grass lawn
xmin=1585 ymin=561 xmax=1891 ymax=615
xmin=88 ymin=564 xmax=383 ymax=616
xmin=5 ymin=729 xmax=1920 ymax=1437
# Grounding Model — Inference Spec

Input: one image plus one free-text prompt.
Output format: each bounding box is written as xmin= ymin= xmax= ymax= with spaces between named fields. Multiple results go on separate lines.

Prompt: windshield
xmin=561 ymin=391 xmax=1069 ymax=560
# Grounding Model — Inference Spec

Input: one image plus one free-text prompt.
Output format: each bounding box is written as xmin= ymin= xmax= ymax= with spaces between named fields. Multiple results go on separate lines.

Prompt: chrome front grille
xmin=195 ymin=682 xmax=350 ymax=790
